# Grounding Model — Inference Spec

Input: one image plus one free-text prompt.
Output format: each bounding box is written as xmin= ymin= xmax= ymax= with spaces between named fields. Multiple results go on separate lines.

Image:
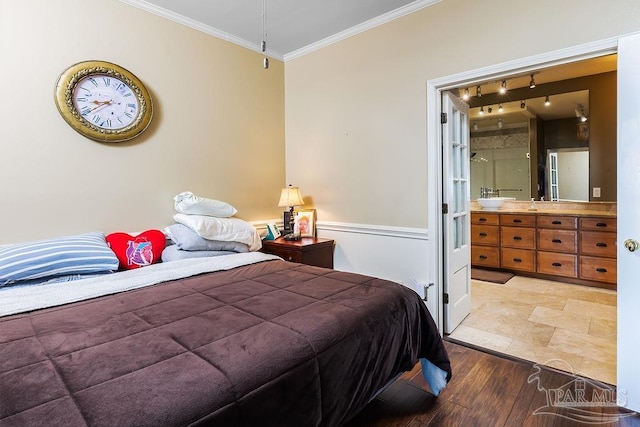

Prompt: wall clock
xmin=54 ymin=60 xmax=153 ymax=143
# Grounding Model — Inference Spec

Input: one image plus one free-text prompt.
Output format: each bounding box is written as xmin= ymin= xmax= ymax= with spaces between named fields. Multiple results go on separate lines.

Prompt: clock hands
xmin=89 ymin=99 xmax=114 ymax=113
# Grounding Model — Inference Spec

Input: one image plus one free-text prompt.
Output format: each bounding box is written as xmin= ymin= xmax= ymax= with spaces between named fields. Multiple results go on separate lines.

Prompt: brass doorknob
xmin=624 ymin=239 xmax=639 ymax=252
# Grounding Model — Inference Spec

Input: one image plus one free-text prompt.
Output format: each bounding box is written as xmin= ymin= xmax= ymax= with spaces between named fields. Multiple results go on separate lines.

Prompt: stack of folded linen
xmin=162 ymin=191 xmax=261 ymax=262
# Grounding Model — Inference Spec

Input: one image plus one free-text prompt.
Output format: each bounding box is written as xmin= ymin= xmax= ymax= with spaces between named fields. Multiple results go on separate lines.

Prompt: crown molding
xmin=119 ymin=0 xmax=440 ymax=63
xmin=283 ymin=0 xmax=441 ymax=62
xmin=118 ymin=0 xmax=285 ymax=61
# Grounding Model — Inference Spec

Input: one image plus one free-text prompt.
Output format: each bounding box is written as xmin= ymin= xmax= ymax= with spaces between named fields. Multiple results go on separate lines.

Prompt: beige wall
xmin=285 ymin=0 xmax=640 ymax=228
xmin=0 ymin=0 xmax=285 ymax=244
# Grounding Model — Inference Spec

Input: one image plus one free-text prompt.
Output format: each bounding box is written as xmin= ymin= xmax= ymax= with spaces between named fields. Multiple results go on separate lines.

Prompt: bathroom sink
xmin=477 ymin=197 xmax=516 ymax=211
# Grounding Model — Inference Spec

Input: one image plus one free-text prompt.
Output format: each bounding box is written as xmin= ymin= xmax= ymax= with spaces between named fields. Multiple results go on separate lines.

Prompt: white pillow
xmin=173 ymin=191 xmax=237 ymax=217
xmin=173 ymin=214 xmax=262 ymax=251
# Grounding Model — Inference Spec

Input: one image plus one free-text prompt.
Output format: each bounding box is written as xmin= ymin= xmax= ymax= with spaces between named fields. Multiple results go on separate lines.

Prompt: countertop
xmin=470 ymin=201 xmax=617 ymax=217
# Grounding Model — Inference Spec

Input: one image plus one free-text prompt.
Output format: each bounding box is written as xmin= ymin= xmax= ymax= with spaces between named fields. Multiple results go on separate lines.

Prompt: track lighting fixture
xmin=488 ymin=106 xmax=493 ymax=114
xmin=575 ymin=104 xmax=588 ymax=122
xmin=499 ymin=80 xmax=507 ymax=95
xmin=497 ymin=118 xmax=503 ymax=129
xmin=498 ymin=103 xmax=503 ymax=113
xmin=529 ymin=75 xmax=536 ymax=89
xmin=462 ymin=88 xmax=469 ymax=101
xmin=520 ymin=100 xmax=526 ymax=109
xmin=545 ymin=95 xmax=550 ymax=106
xmin=479 ymin=106 xmax=484 ymax=115
xmin=477 ymin=86 xmax=482 ymax=97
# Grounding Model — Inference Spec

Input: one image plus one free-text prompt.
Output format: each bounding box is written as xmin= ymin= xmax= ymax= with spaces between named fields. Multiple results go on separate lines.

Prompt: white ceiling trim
xmin=118 ymin=0 xmax=285 ymax=61
xmin=118 ymin=0 xmax=441 ymax=63
xmin=283 ymin=0 xmax=442 ymax=62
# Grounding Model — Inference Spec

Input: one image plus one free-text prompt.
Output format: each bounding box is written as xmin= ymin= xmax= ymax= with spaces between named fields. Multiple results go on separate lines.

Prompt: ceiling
xmin=119 ymin=0 xmax=439 ymax=60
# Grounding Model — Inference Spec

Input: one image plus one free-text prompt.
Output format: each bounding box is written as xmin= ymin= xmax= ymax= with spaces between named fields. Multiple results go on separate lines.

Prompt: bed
xmin=0 ymin=251 xmax=451 ymax=426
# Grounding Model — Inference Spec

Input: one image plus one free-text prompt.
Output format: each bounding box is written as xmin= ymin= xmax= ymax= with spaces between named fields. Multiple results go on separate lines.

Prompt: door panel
xmin=442 ymin=92 xmax=471 ymax=334
xmin=617 ymin=33 xmax=640 ymax=412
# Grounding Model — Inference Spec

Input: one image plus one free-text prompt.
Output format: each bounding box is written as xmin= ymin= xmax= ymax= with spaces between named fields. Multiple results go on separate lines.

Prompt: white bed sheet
xmin=0 ymin=252 xmax=280 ymax=317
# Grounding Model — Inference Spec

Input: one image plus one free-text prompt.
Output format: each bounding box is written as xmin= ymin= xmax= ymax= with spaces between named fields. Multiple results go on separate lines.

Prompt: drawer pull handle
xmin=552 ymin=220 xmax=562 ymax=225
xmin=479 ymin=232 xmax=487 ymax=237
xmin=479 ymin=255 xmax=488 ymax=259
xmin=479 ymin=218 xmax=487 ymax=222
xmin=596 ymin=242 xmax=607 ymax=247
xmin=596 ymin=267 xmax=608 ymax=273
xmin=596 ymin=222 xmax=607 ymax=228
xmin=513 ymin=257 xmax=522 ymax=263
xmin=552 ymin=262 xmax=562 ymax=267
xmin=513 ymin=219 xmax=522 ymax=223
xmin=552 ymin=239 xmax=562 ymax=243
xmin=513 ymin=236 xmax=522 ymax=241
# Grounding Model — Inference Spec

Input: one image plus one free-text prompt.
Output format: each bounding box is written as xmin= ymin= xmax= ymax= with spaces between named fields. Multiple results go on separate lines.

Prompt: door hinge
xmin=442 ymin=203 xmax=449 ymax=214
xmin=443 ymin=292 xmax=449 ymax=304
xmin=441 ymin=112 xmax=448 ymax=124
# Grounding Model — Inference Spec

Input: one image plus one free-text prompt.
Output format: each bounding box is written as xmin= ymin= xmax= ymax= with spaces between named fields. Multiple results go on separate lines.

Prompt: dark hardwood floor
xmin=345 ymin=340 xmax=640 ymax=426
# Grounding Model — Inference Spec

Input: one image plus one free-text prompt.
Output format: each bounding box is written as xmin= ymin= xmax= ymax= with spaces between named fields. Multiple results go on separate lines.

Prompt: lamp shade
xmin=278 ymin=186 xmax=305 ymax=207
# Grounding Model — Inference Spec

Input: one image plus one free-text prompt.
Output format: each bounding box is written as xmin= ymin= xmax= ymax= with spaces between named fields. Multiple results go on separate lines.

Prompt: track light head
xmin=520 ymin=100 xmax=526 ymax=109
xmin=477 ymin=86 xmax=482 ymax=97
xmin=545 ymin=95 xmax=550 ymax=106
xmin=499 ymin=80 xmax=507 ymax=95
xmin=529 ymin=75 xmax=536 ymax=89
xmin=462 ymin=88 xmax=469 ymax=101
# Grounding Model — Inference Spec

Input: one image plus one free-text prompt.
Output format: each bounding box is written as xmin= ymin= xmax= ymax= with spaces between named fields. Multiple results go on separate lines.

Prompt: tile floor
xmin=447 ymin=275 xmax=617 ymax=385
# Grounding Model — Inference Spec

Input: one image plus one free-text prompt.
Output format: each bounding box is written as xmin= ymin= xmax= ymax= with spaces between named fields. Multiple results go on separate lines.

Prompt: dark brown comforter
xmin=0 ymin=259 xmax=450 ymax=427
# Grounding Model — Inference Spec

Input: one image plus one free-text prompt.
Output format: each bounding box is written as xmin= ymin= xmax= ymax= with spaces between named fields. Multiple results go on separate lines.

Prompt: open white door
xmin=616 ymin=33 xmax=640 ymax=412
xmin=442 ymin=91 xmax=471 ymax=334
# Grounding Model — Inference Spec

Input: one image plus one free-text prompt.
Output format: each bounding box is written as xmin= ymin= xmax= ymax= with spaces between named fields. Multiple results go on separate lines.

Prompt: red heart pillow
xmin=106 ymin=230 xmax=166 ymax=270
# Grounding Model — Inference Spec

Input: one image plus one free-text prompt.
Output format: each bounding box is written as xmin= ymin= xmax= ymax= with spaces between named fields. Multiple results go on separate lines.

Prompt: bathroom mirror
xmin=470 ymin=90 xmax=590 ymax=202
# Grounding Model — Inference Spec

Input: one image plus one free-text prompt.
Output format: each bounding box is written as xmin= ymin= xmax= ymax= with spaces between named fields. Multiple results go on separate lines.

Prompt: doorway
xmin=427 ymin=41 xmax=619 ymax=383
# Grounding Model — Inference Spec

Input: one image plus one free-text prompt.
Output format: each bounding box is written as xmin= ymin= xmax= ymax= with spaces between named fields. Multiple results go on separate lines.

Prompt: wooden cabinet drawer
xmin=580 ymin=217 xmax=617 ymax=232
xmin=273 ymin=249 xmax=303 ymax=263
xmin=537 ymin=215 xmax=577 ymax=229
xmin=580 ymin=231 xmax=617 ymax=258
xmin=471 ymin=212 xmax=500 ymax=226
xmin=501 ymin=248 xmax=535 ymax=272
xmin=580 ymin=256 xmax=617 ymax=284
xmin=537 ymin=251 xmax=577 ymax=277
xmin=501 ymin=227 xmax=535 ymax=249
xmin=500 ymin=214 xmax=535 ymax=227
xmin=471 ymin=225 xmax=499 ymax=246
xmin=537 ymin=229 xmax=577 ymax=253
xmin=471 ymin=245 xmax=500 ymax=268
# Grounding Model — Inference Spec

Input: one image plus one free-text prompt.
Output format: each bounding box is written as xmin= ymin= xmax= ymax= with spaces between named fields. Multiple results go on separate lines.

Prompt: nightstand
xmin=261 ymin=237 xmax=335 ymax=269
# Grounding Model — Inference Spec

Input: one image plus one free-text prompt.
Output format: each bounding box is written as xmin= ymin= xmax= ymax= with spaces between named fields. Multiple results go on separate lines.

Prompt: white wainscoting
xmin=316 ymin=221 xmax=438 ymax=319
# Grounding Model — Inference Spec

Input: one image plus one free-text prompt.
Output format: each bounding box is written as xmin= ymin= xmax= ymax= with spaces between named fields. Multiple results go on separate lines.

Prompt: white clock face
xmin=72 ymin=74 xmax=140 ymax=130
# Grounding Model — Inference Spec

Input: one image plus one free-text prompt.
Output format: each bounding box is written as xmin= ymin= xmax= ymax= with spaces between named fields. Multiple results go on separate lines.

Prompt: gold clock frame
xmin=54 ymin=60 xmax=153 ymax=143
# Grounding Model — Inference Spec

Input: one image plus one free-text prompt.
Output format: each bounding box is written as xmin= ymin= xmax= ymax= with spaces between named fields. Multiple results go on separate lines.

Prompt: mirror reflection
xmin=470 ymin=91 xmax=590 ymax=202
xmin=462 ymin=55 xmax=617 ymax=202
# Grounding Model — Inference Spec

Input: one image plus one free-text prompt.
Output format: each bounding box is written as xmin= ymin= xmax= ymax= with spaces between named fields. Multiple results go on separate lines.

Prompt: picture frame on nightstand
xmin=294 ymin=209 xmax=316 ymax=237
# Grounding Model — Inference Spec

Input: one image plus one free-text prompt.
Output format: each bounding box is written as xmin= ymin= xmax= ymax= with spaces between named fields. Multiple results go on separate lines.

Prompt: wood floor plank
xmin=344 ymin=341 xmax=640 ymax=427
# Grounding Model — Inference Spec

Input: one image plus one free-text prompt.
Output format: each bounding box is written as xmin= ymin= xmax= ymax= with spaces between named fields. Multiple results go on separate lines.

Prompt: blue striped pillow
xmin=0 ymin=232 xmax=119 ymax=286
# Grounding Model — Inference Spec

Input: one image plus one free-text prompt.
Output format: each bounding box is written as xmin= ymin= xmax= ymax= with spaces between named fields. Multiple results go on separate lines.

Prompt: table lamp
xmin=278 ymin=185 xmax=305 ymax=239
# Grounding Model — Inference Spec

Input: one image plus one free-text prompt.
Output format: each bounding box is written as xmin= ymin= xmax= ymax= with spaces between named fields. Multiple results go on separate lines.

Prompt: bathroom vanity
xmin=471 ymin=202 xmax=617 ymax=289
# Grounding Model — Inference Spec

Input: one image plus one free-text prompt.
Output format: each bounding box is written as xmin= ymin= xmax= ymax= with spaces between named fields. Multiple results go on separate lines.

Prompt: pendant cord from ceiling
xmin=262 ymin=0 xmax=269 ymax=69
